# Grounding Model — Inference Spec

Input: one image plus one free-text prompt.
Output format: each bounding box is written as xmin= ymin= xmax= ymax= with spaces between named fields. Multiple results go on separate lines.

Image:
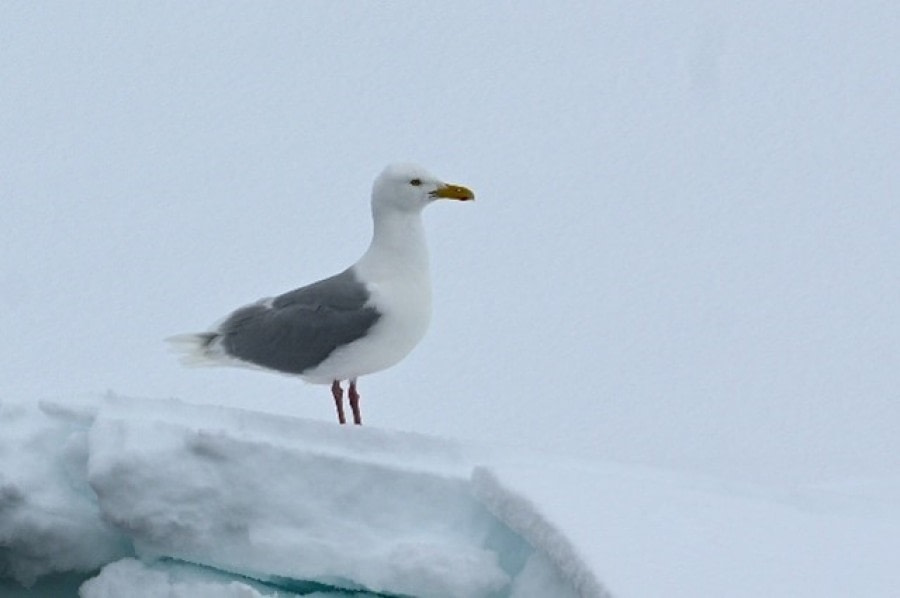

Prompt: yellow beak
xmin=430 ymin=183 xmax=475 ymax=201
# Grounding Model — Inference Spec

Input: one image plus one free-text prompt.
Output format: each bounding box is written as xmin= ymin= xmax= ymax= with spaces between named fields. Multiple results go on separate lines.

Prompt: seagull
xmin=168 ymin=163 xmax=474 ymax=425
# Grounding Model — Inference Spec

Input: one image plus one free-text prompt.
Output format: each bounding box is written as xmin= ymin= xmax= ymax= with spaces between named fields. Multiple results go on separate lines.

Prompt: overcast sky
xmin=2 ymin=1 xmax=898 ymax=485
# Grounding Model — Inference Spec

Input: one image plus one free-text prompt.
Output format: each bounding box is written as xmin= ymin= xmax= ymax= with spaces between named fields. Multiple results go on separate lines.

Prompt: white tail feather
xmin=165 ymin=333 xmax=223 ymax=367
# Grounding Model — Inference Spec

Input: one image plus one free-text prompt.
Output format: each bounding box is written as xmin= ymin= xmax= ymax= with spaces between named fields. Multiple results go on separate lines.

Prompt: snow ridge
xmin=4 ymin=395 xmax=898 ymax=597
xmin=472 ymin=467 xmax=611 ymax=598
xmin=1 ymin=395 xmax=583 ymax=597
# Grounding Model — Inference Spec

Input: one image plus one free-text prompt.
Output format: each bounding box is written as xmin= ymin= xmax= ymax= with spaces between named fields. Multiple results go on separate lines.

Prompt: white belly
xmin=301 ymin=274 xmax=432 ymax=384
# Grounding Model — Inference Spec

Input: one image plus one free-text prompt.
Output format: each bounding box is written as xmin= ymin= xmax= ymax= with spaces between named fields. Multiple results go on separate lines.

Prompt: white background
xmin=2 ymin=1 xmax=898 ymax=485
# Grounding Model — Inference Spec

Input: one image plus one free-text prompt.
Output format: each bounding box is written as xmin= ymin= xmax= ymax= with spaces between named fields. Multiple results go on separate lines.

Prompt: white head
xmin=371 ymin=163 xmax=474 ymax=215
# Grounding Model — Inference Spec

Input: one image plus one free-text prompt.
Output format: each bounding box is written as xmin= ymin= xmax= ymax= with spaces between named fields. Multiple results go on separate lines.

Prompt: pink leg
xmin=348 ymin=379 xmax=362 ymax=426
xmin=331 ymin=380 xmax=346 ymax=425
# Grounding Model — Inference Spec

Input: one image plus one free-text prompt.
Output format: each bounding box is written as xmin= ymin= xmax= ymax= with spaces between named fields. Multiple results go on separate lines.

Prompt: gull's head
xmin=372 ymin=163 xmax=474 ymax=214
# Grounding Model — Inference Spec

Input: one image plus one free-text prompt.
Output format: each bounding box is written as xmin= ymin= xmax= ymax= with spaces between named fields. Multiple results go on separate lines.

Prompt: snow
xmin=0 ymin=400 xmax=129 ymax=585
xmin=87 ymin=397 xmax=511 ymax=597
xmin=472 ymin=468 xmax=607 ymax=598
xmin=2 ymin=394 xmax=899 ymax=597
xmin=80 ymin=559 xmax=273 ymax=598
xmin=476 ymin=462 xmax=900 ymax=598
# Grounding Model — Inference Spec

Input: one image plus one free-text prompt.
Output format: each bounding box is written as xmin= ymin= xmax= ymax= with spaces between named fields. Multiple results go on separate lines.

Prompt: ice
xmin=80 ymin=557 xmax=357 ymax=597
xmin=2 ymin=394 xmax=898 ymax=597
xmin=476 ymin=460 xmax=900 ymax=598
xmin=1 ymin=395 xmax=575 ymax=597
xmin=472 ymin=467 xmax=608 ymax=598
xmin=508 ymin=552 xmax=581 ymax=598
xmin=0 ymin=400 xmax=130 ymax=586
xmin=80 ymin=558 xmax=270 ymax=598
xmin=86 ymin=397 xmax=513 ymax=597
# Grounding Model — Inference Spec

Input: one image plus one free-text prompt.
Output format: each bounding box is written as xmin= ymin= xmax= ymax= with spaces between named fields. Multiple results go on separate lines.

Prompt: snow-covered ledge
xmin=2 ymin=395 xmax=897 ymax=597
xmin=0 ymin=396 xmax=590 ymax=597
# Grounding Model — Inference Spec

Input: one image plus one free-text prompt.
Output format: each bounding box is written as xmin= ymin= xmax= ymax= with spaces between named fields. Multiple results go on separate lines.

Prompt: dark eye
xmin=410 ymin=178 xmax=422 ymax=186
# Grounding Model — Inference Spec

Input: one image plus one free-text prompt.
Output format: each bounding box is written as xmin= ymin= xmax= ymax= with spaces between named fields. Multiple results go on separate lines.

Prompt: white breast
xmin=302 ymin=274 xmax=432 ymax=384
xmin=300 ymin=208 xmax=433 ymax=384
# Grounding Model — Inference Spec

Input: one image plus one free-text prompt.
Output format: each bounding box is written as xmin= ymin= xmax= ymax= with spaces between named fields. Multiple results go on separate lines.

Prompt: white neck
xmin=355 ymin=206 xmax=430 ymax=282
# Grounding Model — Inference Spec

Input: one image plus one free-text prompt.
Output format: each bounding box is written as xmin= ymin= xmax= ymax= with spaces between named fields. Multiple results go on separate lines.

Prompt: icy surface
xmin=0 ymin=400 xmax=130 ymax=586
xmin=472 ymin=468 xmax=608 ymax=598
xmin=476 ymin=461 xmax=900 ymax=598
xmin=2 ymin=394 xmax=899 ymax=597
xmin=0 ymin=396 xmax=564 ymax=597
xmin=80 ymin=559 xmax=271 ymax=598
xmin=86 ymin=397 xmax=513 ymax=597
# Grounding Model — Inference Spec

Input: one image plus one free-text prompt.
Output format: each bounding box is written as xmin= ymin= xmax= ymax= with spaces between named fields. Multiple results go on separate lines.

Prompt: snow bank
xmin=0 ymin=396 xmax=577 ymax=597
xmin=3 ymin=394 xmax=898 ymax=597
xmin=80 ymin=558 xmax=272 ymax=598
xmin=472 ymin=468 xmax=609 ymax=598
xmin=86 ymin=397 xmax=514 ymax=597
xmin=0 ymin=400 xmax=130 ymax=585
xmin=476 ymin=460 xmax=900 ymax=598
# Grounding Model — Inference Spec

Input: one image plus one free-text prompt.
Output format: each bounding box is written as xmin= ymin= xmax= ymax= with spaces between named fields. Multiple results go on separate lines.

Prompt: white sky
xmin=2 ymin=1 xmax=898 ymax=485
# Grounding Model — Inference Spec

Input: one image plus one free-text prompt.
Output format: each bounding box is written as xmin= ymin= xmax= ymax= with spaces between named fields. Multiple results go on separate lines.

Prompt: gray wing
xmin=216 ymin=268 xmax=381 ymax=375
